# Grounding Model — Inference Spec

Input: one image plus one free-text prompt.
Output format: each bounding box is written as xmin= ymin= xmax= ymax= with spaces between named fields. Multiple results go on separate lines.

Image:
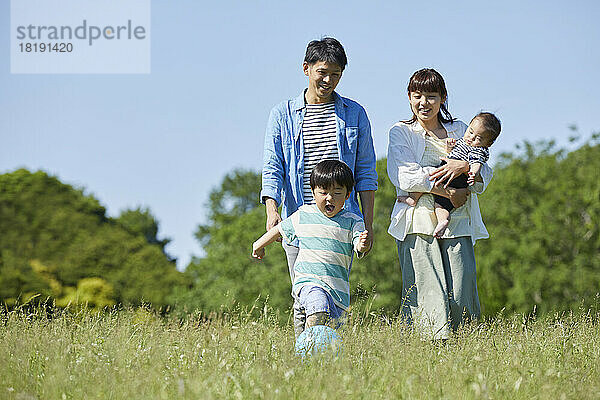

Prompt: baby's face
xmin=464 ymin=118 xmax=492 ymax=148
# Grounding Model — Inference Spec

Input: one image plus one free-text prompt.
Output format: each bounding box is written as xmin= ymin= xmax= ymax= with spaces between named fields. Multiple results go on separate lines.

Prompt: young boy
xmin=399 ymin=112 xmax=501 ymax=238
xmin=253 ymin=160 xmax=369 ymax=331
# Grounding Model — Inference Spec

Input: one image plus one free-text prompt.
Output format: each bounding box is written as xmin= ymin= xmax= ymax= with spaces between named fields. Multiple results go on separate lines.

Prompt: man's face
xmin=303 ymin=61 xmax=343 ymax=103
xmin=311 ymin=184 xmax=349 ymax=218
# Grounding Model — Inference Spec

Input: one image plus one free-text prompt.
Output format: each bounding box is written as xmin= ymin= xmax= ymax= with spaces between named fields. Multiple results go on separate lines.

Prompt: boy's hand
xmin=467 ymin=171 xmax=476 ymax=186
xmin=252 ymin=242 xmax=265 ymax=259
xmin=356 ymin=231 xmax=370 ymax=253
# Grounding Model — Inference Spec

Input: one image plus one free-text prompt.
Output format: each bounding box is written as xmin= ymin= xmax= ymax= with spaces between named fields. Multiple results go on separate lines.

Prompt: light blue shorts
xmin=298 ymin=285 xmax=344 ymax=320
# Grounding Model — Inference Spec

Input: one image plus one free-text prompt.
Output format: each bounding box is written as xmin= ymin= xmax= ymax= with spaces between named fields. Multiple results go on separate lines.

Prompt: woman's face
xmin=409 ymin=91 xmax=445 ymax=125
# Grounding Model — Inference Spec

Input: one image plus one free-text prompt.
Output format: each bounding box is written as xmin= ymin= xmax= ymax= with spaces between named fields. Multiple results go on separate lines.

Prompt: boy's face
xmin=312 ymin=184 xmax=350 ymax=218
xmin=303 ymin=61 xmax=343 ymax=103
xmin=464 ymin=118 xmax=492 ymax=148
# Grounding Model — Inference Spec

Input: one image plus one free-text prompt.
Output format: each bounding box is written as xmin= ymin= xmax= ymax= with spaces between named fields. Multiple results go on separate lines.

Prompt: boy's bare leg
xmin=397 ymin=192 xmax=423 ymax=206
xmin=433 ymin=203 xmax=451 ymax=238
xmin=306 ymin=312 xmax=329 ymax=328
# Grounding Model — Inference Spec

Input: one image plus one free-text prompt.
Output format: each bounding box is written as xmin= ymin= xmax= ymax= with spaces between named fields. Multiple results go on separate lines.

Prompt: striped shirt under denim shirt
xmin=302 ymin=102 xmax=338 ymax=203
xmin=278 ymin=204 xmax=365 ymax=310
xmin=448 ymin=137 xmax=490 ymax=165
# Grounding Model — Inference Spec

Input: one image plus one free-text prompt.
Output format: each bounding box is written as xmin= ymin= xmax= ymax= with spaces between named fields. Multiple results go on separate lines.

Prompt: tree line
xmin=1 ymin=137 xmax=598 ymax=316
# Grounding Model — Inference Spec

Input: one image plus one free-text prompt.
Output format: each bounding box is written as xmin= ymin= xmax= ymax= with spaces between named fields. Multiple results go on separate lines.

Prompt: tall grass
xmin=1 ymin=303 xmax=599 ymax=399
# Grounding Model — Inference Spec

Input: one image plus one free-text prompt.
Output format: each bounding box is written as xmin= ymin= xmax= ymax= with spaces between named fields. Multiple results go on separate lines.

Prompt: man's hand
xmin=264 ymin=197 xmax=282 ymax=242
xmin=358 ymin=190 xmax=375 ymax=255
xmin=429 ymin=158 xmax=469 ymax=188
xmin=266 ymin=211 xmax=282 ymax=231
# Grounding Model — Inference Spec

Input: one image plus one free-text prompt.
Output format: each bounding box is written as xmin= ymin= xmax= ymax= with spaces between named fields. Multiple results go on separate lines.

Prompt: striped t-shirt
xmin=278 ymin=204 xmax=365 ymax=310
xmin=448 ymin=137 xmax=490 ymax=165
xmin=302 ymin=102 xmax=338 ymax=204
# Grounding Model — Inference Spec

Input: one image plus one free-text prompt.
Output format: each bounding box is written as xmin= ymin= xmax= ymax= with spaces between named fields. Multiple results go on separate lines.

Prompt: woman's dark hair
xmin=402 ymin=68 xmax=455 ymax=125
xmin=472 ymin=112 xmax=501 ymax=145
xmin=304 ymin=37 xmax=348 ymax=71
xmin=310 ymin=160 xmax=354 ymax=193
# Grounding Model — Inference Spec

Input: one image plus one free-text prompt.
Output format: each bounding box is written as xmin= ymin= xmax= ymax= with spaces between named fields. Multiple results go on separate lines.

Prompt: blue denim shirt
xmin=261 ymin=90 xmax=378 ymax=219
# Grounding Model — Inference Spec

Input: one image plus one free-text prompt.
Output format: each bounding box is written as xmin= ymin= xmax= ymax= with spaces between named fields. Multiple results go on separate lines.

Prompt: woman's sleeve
xmin=387 ymin=125 xmax=437 ymax=193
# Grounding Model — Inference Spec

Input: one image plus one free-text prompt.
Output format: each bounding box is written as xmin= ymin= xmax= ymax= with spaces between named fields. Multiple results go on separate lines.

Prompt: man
xmin=260 ymin=37 xmax=377 ymax=337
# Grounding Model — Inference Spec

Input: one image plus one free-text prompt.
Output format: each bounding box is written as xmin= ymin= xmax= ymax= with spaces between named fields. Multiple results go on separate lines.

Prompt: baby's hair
xmin=472 ymin=112 xmax=501 ymax=146
xmin=310 ymin=160 xmax=354 ymax=193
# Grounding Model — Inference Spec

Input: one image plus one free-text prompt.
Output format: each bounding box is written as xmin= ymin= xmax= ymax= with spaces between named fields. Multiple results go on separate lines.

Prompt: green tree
xmin=476 ymin=139 xmax=600 ymax=315
xmin=0 ymin=169 xmax=183 ymax=307
xmin=178 ymin=138 xmax=600 ymax=317
xmin=173 ymin=170 xmax=292 ymax=313
xmin=176 ymin=165 xmax=404 ymax=315
xmin=349 ymin=159 xmax=403 ymax=313
xmin=56 ymin=277 xmax=116 ymax=310
xmin=116 ymin=207 xmax=172 ymax=258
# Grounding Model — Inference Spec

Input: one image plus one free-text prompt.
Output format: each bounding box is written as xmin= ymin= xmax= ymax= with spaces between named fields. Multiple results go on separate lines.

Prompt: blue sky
xmin=1 ymin=0 xmax=599 ymax=269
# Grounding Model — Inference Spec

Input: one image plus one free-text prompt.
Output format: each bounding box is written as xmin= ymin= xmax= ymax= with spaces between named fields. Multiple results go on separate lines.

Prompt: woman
xmin=387 ymin=68 xmax=492 ymax=340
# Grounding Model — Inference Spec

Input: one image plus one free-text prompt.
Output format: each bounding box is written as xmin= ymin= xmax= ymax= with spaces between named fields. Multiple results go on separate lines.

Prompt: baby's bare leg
xmin=397 ymin=192 xmax=423 ymax=206
xmin=433 ymin=203 xmax=451 ymax=238
xmin=306 ymin=312 xmax=329 ymax=328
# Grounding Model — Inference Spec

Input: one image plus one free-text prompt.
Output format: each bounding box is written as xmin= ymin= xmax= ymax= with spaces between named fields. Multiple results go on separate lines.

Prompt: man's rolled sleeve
xmin=353 ymin=107 xmax=378 ymax=192
xmin=260 ymin=107 xmax=285 ymax=205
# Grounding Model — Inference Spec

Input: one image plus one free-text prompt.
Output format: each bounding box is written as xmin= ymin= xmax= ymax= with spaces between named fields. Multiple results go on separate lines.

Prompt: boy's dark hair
xmin=304 ymin=37 xmax=348 ymax=71
xmin=472 ymin=112 xmax=501 ymax=145
xmin=310 ymin=160 xmax=354 ymax=193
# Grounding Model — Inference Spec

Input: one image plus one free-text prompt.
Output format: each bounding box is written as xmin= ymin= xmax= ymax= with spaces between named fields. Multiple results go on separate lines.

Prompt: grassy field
xmin=1 ymin=305 xmax=599 ymax=400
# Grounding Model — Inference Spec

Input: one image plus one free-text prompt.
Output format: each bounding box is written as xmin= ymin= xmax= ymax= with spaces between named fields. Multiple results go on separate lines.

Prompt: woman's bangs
xmin=408 ymin=71 xmax=445 ymax=95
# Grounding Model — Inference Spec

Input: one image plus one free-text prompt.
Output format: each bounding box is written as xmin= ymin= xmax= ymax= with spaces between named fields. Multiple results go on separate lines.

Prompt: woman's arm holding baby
xmin=428 ymin=158 xmax=470 ymax=187
xmin=252 ymin=225 xmax=282 ymax=259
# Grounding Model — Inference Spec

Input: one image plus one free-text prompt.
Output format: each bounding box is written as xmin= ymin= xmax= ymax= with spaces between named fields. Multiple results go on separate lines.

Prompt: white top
xmin=386 ymin=120 xmax=493 ymax=244
xmin=408 ymin=133 xmax=471 ymax=237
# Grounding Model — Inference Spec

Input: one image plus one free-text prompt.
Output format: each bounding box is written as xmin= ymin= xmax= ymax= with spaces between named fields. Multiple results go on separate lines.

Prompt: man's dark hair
xmin=310 ymin=160 xmax=354 ymax=193
xmin=304 ymin=37 xmax=348 ymax=70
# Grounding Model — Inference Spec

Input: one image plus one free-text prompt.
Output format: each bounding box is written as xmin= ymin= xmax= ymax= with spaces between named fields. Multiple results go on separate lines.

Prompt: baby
xmin=400 ymin=112 xmax=501 ymax=238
